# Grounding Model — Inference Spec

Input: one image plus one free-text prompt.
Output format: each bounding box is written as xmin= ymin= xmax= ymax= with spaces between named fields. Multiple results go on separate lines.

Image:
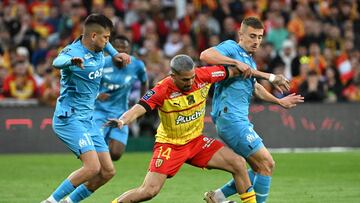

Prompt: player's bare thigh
xmin=247 ymin=146 xmax=275 ymax=175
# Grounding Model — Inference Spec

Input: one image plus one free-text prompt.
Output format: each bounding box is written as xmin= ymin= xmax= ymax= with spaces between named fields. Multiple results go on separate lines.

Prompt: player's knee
xmin=102 ymin=166 xmax=116 ymax=180
xmin=259 ymin=159 xmax=275 ymax=175
xmin=110 ymin=152 xmax=123 ymax=161
xmin=230 ymin=155 xmax=247 ymax=174
xmin=84 ymin=164 xmax=101 ymax=177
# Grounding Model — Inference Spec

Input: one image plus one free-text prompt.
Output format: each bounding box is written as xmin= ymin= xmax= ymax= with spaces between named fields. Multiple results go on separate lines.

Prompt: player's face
xmin=172 ymin=69 xmax=195 ymax=92
xmin=238 ymin=26 xmax=264 ymax=54
xmin=93 ymin=28 xmax=111 ymax=52
xmin=114 ymin=40 xmax=130 ymax=54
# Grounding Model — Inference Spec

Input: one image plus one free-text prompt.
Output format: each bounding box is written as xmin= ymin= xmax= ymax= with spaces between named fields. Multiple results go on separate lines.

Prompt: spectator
xmin=2 ymin=61 xmax=37 ymax=100
xmin=299 ymin=70 xmax=326 ymax=102
xmin=324 ymin=66 xmax=344 ymax=103
xmin=266 ymin=14 xmax=289 ymax=52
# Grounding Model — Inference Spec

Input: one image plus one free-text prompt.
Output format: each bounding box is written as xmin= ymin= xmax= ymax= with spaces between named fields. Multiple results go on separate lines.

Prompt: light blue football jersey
xmin=94 ymin=55 xmax=147 ymax=117
xmin=53 ymin=38 xmax=117 ymax=119
xmin=211 ymin=40 xmax=257 ymax=124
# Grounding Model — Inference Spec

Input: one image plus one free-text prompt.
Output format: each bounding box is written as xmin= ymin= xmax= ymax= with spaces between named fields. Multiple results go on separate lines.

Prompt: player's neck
xmin=81 ymin=37 xmax=96 ymax=52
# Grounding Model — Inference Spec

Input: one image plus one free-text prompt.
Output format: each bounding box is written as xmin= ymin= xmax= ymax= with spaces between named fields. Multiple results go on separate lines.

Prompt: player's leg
xmin=65 ymin=120 xmax=116 ymax=202
xmin=42 ymin=117 xmax=101 ymax=203
xmin=112 ymin=171 xmax=167 ymax=203
xmin=65 ymin=152 xmax=115 ymax=203
xmin=108 ymin=126 xmax=129 ymax=161
xmin=206 ymin=146 xmax=256 ymax=203
xmin=112 ymin=141 xmax=187 ymax=203
xmin=204 ymin=121 xmax=263 ymax=202
xmin=246 ymin=146 xmax=275 ymax=203
xmin=187 ymin=135 xmax=255 ymax=203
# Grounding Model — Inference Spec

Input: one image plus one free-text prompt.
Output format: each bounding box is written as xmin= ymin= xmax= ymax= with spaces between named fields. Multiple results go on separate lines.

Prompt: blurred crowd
xmin=0 ymin=0 xmax=360 ymax=106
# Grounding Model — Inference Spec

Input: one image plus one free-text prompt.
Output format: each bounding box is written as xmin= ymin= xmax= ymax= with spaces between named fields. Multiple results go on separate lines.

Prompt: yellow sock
xmin=240 ymin=190 xmax=256 ymax=203
xmin=111 ymin=198 xmax=118 ymax=203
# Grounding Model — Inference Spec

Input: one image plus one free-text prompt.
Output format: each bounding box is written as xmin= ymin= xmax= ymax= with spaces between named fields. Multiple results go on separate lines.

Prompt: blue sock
xmin=220 ymin=179 xmax=237 ymax=197
xmin=220 ymin=169 xmax=257 ymax=198
xmin=248 ymin=169 xmax=256 ymax=184
xmin=69 ymin=184 xmax=93 ymax=203
xmin=52 ymin=179 xmax=76 ymax=201
xmin=253 ymin=174 xmax=271 ymax=203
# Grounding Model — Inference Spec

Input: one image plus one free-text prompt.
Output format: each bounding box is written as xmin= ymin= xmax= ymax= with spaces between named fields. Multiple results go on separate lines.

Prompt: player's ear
xmin=91 ymin=32 xmax=97 ymax=41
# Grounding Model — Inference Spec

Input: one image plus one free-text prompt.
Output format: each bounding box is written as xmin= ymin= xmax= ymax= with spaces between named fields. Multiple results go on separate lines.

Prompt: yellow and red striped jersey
xmin=139 ymin=65 xmax=228 ymax=145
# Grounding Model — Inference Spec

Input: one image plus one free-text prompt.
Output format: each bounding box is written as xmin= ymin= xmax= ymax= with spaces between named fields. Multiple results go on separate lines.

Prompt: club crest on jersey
xmin=186 ymin=95 xmax=195 ymax=105
xmin=155 ymin=158 xmax=163 ymax=168
xmin=200 ymin=86 xmax=209 ymax=98
xmin=143 ymin=90 xmax=155 ymax=100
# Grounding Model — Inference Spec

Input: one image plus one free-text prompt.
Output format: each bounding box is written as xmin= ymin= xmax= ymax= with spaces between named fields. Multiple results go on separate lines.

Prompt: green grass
xmin=1 ymin=151 xmax=360 ymax=203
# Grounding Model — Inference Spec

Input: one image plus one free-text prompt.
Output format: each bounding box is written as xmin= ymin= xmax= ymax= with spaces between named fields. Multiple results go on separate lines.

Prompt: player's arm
xmin=201 ymin=48 xmax=290 ymax=92
xmin=52 ymin=54 xmax=84 ymax=69
xmin=106 ymin=104 xmax=147 ymax=128
xmin=140 ymin=81 xmax=149 ymax=97
xmin=254 ymin=82 xmax=304 ymax=109
xmin=104 ymin=42 xmax=131 ymax=66
xmin=200 ymin=47 xmax=251 ymax=75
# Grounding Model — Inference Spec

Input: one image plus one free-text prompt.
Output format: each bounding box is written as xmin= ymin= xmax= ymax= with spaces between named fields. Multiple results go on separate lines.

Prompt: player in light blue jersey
xmin=94 ymin=35 xmax=148 ymax=161
xmin=41 ymin=14 xmax=130 ymax=203
xmin=200 ymin=17 xmax=304 ymax=203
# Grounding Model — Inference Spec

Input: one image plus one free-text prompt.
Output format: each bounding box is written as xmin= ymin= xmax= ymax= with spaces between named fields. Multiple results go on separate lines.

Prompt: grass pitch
xmin=1 ymin=151 xmax=359 ymax=203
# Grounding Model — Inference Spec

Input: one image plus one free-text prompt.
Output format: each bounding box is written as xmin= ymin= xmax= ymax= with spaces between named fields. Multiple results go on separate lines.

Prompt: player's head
xmin=112 ymin=35 xmax=130 ymax=54
xmin=83 ymin=13 xmax=113 ymax=52
xmin=238 ymin=17 xmax=264 ymax=55
xmin=170 ymin=54 xmax=195 ymax=92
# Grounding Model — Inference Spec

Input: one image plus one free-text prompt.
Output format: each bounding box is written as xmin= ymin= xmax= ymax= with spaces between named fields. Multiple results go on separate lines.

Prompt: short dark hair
xmin=84 ymin=13 xmax=114 ymax=30
xmin=242 ymin=17 xmax=264 ymax=29
xmin=112 ymin=35 xmax=130 ymax=44
xmin=170 ymin=55 xmax=194 ymax=74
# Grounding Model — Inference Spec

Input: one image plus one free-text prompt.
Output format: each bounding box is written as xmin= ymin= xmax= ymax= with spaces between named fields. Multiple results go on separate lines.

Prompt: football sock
xmin=68 ymin=184 xmax=93 ymax=203
xmin=220 ymin=179 xmax=237 ymax=197
xmin=253 ymin=174 xmax=271 ymax=203
xmin=213 ymin=189 xmax=226 ymax=202
xmin=45 ymin=195 xmax=58 ymax=203
xmin=220 ymin=169 xmax=257 ymax=198
xmin=240 ymin=189 xmax=256 ymax=203
xmin=52 ymin=179 xmax=76 ymax=202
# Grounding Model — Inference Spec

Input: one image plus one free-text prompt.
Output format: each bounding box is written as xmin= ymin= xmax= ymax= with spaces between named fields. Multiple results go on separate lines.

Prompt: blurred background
xmin=0 ymin=0 xmax=359 ymax=153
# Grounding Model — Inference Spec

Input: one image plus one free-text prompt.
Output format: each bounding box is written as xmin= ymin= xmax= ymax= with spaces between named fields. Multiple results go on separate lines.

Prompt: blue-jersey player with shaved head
xmin=41 ymin=14 xmax=130 ymax=203
xmin=94 ymin=35 xmax=148 ymax=161
xmin=200 ymin=17 xmax=304 ymax=203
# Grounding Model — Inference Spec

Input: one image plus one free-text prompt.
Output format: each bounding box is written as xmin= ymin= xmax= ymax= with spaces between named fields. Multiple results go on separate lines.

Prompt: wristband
xmin=269 ymin=74 xmax=276 ymax=82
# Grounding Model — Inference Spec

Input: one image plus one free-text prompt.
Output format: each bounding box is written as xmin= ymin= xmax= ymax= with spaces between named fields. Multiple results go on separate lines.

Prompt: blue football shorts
xmin=215 ymin=113 xmax=264 ymax=158
xmin=52 ymin=114 xmax=109 ymax=157
xmin=93 ymin=112 xmax=129 ymax=145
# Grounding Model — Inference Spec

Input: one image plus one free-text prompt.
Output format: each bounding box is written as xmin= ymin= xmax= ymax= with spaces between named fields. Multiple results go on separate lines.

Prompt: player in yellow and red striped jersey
xmin=107 ymin=54 xmax=260 ymax=203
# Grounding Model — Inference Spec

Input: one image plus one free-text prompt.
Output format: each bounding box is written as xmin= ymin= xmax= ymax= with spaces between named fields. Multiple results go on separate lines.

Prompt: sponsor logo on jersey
xmin=211 ymin=71 xmax=225 ymax=78
xmin=84 ymin=53 xmax=94 ymax=59
xmin=175 ymin=107 xmax=205 ymax=125
xmin=143 ymin=90 xmax=155 ymax=100
xmin=88 ymin=68 xmax=103 ymax=79
xmin=169 ymin=92 xmax=182 ymax=99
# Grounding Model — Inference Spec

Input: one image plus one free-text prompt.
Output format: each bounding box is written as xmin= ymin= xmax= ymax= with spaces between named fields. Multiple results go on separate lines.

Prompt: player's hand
xmin=278 ymin=93 xmax=304 ymax=109
xmin=105 ymin=118 xmax=125 ymax=129
xmin=272 ymin=74 xmax=290 ymax=94
xmin=97 ymin=93 xmax=110 ymax=101
xmin=235 ymin=62 xmax=253 ymax=78
xmin=71 ymin=57 xmax=84 ymax=69
xmin=113 ymin=53 xmax=131 ymax=67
